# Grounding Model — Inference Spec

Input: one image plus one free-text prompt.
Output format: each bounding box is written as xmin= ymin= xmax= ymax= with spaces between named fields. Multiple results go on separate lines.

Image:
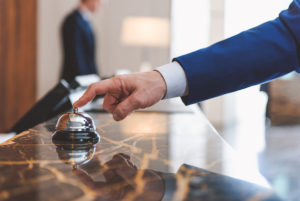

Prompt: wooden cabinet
xmin=0 ymin=0 xmax=37 ymax=132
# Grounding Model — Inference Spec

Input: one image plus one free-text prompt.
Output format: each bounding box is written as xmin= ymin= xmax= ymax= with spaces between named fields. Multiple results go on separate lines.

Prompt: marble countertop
xmin=0 ymin=99 xmax=281 ymax=201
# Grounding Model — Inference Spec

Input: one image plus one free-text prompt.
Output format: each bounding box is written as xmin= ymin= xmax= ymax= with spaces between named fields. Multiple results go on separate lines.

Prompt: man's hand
xmin=73 ymin=71 xmax=167 ymax=121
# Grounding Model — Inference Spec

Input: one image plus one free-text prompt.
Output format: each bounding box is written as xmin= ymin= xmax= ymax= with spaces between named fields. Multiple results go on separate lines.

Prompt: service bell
xmin=52 ymin=107 xmax=100 ymax=144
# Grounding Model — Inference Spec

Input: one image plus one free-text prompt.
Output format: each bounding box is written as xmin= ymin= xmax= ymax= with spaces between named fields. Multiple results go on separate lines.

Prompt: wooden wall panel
xmin=0 ymin=0 xmax=5 ymax=132
xmin=0 ymin=0 xmax=37 ymax=132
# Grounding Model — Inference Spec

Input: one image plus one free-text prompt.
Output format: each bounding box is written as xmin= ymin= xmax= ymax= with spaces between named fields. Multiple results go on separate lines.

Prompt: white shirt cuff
xmin=155 ymin=62 xmax=189 ymax=99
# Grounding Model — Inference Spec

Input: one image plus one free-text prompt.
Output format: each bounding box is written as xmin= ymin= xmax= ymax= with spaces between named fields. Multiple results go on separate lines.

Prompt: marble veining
xmin=0 ymin=106 xmax=281 ymax=201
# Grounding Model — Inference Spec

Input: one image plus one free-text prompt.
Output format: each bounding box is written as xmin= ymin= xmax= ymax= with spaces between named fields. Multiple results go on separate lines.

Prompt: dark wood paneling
xmin=0 ymin=0 xmax=37 ymax=132
xmin=0 ymin=0 xmax=5 ymax=132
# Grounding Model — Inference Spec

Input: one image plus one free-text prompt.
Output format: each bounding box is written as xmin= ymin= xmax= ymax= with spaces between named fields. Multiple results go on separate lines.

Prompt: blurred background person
xmin=61 ymin=0 xmax=102 ymax=83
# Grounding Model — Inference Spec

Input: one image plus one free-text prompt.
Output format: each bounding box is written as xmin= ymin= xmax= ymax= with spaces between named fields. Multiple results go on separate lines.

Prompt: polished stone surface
xmin=0 ymin=99 xmax=280 ymax=201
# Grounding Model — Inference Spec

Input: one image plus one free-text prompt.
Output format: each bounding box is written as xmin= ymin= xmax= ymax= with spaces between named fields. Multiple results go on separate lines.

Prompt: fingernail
xmin=113 ymin=113 xmax=120 ymax=121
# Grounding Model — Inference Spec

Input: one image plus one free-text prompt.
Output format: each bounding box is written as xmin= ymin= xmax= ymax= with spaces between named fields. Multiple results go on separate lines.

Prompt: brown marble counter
xmin=0 ymin=99 xmax=280 ymax=201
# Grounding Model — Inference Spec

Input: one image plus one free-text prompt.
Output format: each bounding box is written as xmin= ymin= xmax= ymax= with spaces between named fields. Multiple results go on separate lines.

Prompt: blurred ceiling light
xmin=121 ymin=17 xmax=170 ymax=48
xmin=121 ymin=17 xmax=170 ymax=72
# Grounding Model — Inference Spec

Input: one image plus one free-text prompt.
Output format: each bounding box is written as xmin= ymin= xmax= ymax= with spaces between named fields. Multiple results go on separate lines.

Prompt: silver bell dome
xmin=55 ymin=107 xmax=96 ymax=132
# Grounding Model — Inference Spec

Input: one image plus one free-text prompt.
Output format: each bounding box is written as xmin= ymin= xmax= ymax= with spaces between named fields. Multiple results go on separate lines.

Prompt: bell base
xmin=52 ymin=131 xmax=100 ymax=145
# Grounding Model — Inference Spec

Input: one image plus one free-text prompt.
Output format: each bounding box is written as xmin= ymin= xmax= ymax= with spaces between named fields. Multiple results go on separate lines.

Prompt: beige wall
xmin=37 ymin=0 xmax=171 ymax=98
xmin=201 ymin=0 xmax=225 ymax=129
xmin=170 ymin=0 xmax=225 ymax=128
xmin=38 ymin=0 xmax=77 ymax=98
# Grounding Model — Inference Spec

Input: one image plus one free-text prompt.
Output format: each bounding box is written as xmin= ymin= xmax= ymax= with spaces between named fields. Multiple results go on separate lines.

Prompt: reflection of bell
xmin=53 ymin=140 xmax=96 ymax=167
xmin=52 ymin=107 xmax=100 ymax=144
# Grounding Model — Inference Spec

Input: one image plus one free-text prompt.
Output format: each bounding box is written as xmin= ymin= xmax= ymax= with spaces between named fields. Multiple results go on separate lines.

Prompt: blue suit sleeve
xmin=174 ymin=0 xmax=300 ymax=105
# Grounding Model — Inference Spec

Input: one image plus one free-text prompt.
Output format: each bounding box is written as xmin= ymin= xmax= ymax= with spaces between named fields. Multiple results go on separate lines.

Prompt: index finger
xmin=73 ymin=79 xmax=112 ymax=108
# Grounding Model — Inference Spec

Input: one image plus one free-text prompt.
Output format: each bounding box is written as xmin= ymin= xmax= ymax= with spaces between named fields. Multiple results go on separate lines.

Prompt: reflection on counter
xmin=69 ymin=151 xmax=281 ymax=201
xmin=120 ymin=113 xmax=168 ymax=136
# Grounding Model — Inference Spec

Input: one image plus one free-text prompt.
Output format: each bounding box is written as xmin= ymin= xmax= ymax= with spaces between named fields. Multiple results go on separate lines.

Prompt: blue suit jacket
xmin=174 ymin=0 xmax=300 ymax=105
xmin=61 ymin=10 xmax=98 ymax=83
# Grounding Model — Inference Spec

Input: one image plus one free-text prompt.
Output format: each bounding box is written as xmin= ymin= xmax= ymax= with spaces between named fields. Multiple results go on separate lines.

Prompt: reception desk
xmin=0 ymin=98 xmax=280 ymax=201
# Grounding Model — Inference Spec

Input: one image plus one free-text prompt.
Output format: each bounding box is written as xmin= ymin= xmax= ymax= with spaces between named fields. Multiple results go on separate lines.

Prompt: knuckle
xmin=89 ymin=83 xmax=97 ymax=91
xmin=113 ymin=75 xmax=129 ymax=85
xmin=112 ymin=76 xmax=123 ymax=83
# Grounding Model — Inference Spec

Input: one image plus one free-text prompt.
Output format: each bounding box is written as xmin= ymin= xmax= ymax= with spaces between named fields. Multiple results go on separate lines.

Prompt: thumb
xmin=74 ymin=79 xmax=112 ymax=108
